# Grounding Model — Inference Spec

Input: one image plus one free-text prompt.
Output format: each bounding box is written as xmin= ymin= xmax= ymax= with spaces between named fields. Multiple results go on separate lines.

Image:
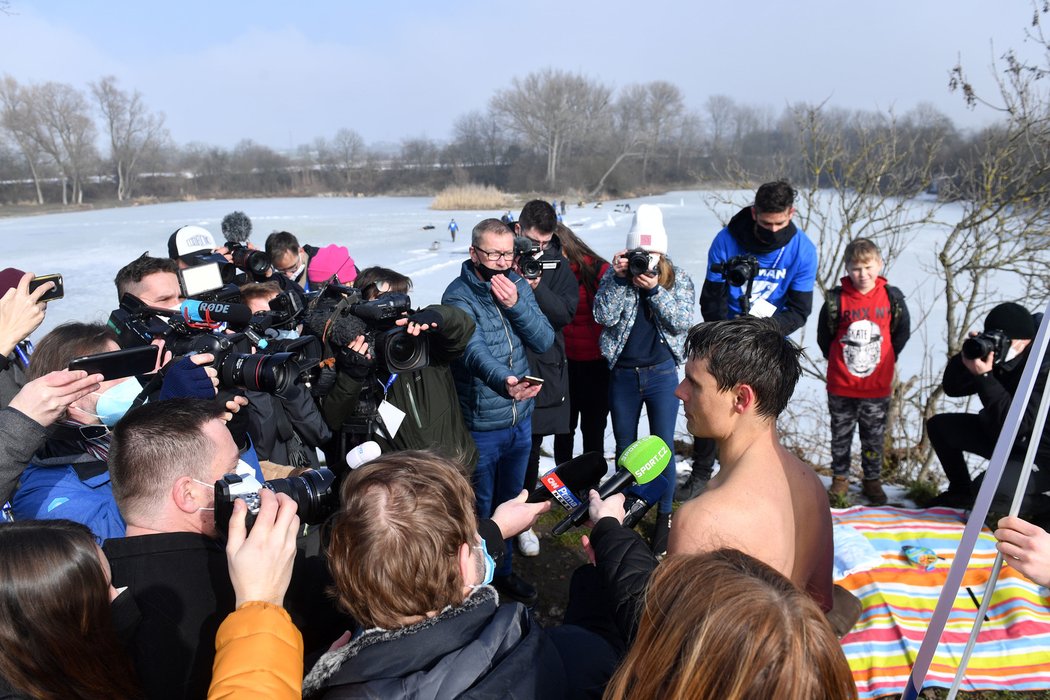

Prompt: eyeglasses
xmin=473 ymin=247 xmax=515 ymax=261
xmin=275 ymin=254 xmax=303 ymax=275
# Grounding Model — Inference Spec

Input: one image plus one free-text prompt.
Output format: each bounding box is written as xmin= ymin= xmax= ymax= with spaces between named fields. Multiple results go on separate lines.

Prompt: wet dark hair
xmin=754 ymin=180 xmax=797 ymax=214
xmin=683 ymin=317 xmax=803 ymax=419
xmin=0 ymin=520 xmax=140 ymax=699
xmin=517 ymin=199 xmax=558 ymax=235
xmin=114 ymin=252 xmax=179 ymax=301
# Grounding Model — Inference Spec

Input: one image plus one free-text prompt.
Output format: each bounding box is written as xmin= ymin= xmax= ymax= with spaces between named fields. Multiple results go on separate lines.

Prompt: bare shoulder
xmin=669 ymin=489 xmax=752 ymax=555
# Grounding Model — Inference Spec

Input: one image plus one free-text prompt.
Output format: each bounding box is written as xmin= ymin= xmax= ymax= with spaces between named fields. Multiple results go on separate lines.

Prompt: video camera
xmin=213 ymin=466 xmax=336 ymax=535
xmin=962 ymin=329 xmax=1012 ymax=365
xmin=107 ymin=292 xmax=317 ymax=395
xmin=712 ymin=254 xmax=759 ymax=287
xmin=304 ymin=282 xmax=430 ymax=374
xmin=513 ymin=236 xmax=561 ymax=280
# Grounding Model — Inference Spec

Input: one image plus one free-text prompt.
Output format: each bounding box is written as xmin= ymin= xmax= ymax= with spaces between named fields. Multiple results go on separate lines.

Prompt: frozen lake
xmin=0 ymin=191 xmax=1003 ymax=482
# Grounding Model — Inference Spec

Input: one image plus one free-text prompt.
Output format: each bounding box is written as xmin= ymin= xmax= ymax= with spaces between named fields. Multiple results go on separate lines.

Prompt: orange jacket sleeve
xmin=208 ymin=601 xmax=304 ymax=700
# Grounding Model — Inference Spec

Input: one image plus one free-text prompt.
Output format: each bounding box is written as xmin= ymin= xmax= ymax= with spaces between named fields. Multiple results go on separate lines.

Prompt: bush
xmin=431 ymin=184 xmax=512 ymax=210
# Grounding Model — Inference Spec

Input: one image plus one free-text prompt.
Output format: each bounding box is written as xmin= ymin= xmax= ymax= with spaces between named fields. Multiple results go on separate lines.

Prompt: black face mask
xmin=475 ymin=262 xmax=507 ymax=282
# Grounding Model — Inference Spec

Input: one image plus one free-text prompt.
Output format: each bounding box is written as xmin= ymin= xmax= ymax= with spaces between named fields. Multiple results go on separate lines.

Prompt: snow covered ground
xmin=0 ymin=191 xmax=1019 ymax=499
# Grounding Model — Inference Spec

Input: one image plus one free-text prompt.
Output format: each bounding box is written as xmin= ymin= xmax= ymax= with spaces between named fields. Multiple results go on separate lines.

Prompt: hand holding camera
xmin=225 ymin=489 xmax=300 ymax=608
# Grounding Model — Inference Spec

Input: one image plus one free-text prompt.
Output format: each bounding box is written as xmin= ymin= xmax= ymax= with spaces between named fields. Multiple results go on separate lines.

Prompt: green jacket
xmin=321 ymin=304 xmax=479 ymax=470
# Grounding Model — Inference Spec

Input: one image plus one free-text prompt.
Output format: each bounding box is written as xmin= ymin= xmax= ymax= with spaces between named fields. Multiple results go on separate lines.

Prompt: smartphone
xmin=521 ymin=375 xmax=545 ymax=387
xmin=68 ymin=345 xmax=160 ymax=381
xmin=28 ymin=274 xmax=64 ymax=302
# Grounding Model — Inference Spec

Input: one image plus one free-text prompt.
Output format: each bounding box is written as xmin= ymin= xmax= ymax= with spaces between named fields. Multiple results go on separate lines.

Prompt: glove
xmin=336 ymin=344 xmax=373 ymax=380
xmin=159 ymin=356 xmax=215 ymax=401
xmin=406 ymin=309 xmax=442 ymax=327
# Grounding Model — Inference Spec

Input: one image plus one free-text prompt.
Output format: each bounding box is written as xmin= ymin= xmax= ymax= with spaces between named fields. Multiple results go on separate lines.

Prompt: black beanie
xmin=984 ymin=302 xmax=1036 ymax=339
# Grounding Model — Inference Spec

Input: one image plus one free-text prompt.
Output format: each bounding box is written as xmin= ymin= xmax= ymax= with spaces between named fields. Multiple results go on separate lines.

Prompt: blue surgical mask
xmin=88 ymin=378 xmax=141 ymax=426
xmin=470 ymin=544 xmax=495 ymax=589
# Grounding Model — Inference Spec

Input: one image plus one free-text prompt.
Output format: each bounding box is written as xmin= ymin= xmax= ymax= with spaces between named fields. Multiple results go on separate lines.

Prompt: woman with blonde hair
xmin=604 ymin=549 xmax=857 ymax=700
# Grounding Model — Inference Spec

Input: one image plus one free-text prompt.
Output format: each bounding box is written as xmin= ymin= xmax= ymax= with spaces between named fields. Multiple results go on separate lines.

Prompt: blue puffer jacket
xmin=593 ymin=265 xmax=696 ymax=367
xmin=442 ymin=262 xmax=554 ymax=432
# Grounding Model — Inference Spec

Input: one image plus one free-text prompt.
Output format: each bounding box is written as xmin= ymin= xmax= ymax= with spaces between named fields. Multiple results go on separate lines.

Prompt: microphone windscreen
xmin=616 ymin=435 xmax=671 ymax=486
xmin=221 ymin=211 xmax=253 ymax=243
xmin=180 ymin=300 xmax=254 ymax=327
xmin=346 ymin=441 xmax=382 ymax=469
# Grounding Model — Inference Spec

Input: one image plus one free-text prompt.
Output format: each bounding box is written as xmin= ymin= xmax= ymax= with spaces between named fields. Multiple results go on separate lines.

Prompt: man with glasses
xmin=442 ymin=218 xmax=554 ymax=605
xmin=513 ymin=200 xmax=578 ymax=558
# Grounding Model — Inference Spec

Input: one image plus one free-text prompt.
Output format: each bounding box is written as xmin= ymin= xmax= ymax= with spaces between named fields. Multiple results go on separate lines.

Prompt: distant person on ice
xmin=448 ymin=218 xmax=458 ymax=242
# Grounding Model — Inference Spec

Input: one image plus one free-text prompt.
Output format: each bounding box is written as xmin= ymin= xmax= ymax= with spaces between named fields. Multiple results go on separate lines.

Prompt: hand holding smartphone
xmin=68 ymin=345 xmax=160 ymax=381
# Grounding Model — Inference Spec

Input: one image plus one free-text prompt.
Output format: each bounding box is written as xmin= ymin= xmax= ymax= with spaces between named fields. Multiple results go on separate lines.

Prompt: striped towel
xmin=833 ymin=505 xmax=1050 ymax=699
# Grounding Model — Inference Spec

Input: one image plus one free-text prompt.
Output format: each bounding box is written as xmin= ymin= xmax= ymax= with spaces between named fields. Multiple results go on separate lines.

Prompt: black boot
xmin=674 ymin=470 xmax=710 ymax=502
xmin=651 ymin=511 xmax=671 ymax=556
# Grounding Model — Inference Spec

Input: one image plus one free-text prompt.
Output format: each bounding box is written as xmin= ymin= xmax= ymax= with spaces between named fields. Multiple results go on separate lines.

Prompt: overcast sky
xmin=0 ymin=1 xmax=1043 ymax=151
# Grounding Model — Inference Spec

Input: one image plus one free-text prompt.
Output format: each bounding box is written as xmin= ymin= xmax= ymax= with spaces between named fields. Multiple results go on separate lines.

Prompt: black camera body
xmin=625 ymin=248 xmax=656 ymax=277
xmin=225 ymin=241 xmax=271 ymax=279
xmin=213 ymin=467 xmax=336 ymax=535
xmin=513 ymin=236 xmax=561 ymax=280
xmin=712 ymin=255 xmax=759 ymax=287
xmin=962 ymin=329 xmax=1012 ymax=365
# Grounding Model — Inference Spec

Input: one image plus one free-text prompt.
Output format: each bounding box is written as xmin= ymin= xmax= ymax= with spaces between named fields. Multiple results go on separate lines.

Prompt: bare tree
xmin=491 ymin=68 xmax=611 ymax=188
xmin=450 ymin=110 xmax=506 ymax=166
xmin=589 ymin=84 xmax=648 ymax=196
xmin=90 ymin=76 xmax=167 ymax=201
xmin=331 ymin=127 xmax=364 ymax=190
xmin=25 ymin=81 xmax=97 ymax=204
xmin=0 ymin=76 xmax=46 ymax=204
xmin=640 ymin=81 xmax=685 ymax=184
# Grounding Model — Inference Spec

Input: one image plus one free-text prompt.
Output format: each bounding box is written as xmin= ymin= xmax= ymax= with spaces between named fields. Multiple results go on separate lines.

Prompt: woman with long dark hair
xmin=0 ymin=519 xmax=140 ymax=700
xmin=552 ymin=223 xmax=612 ymax=464
xmin=594 ymin=205 xmax=695 ymax=554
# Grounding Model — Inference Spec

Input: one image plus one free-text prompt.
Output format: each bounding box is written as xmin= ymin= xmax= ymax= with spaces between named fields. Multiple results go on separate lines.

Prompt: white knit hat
xmin=625 ymin=205 xmax=668 ymax=254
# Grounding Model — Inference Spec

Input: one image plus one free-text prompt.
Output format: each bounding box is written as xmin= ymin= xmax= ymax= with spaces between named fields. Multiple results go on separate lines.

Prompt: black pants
xmin=927 ymin=412 xmax=996 ymax=493
xmin=690 ymin=437 xmax=716 ymax=481
xmin=553 ymin=358 xmax=610 ymax=465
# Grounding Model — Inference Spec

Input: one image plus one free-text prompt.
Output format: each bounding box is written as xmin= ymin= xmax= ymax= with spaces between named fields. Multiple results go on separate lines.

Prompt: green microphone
xmin=551 ymin=435 xmax=670 ymax=535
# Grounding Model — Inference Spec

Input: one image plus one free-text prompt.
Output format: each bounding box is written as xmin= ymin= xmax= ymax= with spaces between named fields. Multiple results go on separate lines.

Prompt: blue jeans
xmin=609 ymin=358 xmax=678 ymax=513
xmin=470 ymin=418 xmax=532 ymax=576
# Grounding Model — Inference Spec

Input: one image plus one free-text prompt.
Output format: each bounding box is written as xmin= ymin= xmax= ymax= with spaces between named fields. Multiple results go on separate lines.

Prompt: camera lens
xmin=264 ymin=468 xmax=336 ymax=523
xmin=377 ymin=328 xmax=429 ymax=373
xmin=220 ymin=351 xmax=295 ymax=393
xmin=231 ymin=247 xmax=272 ymax=277
xmin=627 ymin=251 xmax=651 ymax=277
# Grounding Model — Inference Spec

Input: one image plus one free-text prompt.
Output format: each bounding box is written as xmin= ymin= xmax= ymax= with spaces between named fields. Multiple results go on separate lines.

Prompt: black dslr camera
xmin=214 ymin=467 xmax=336 ymax=535
xmin=225 ymin=241 xmax=271 ymax=279
xmin=624 ymin=248 xmax=657 ymax=277
xmin=513 ymin=236 xmax=561 ymax=280
xmin=712 ymin=255 xmax=760 ymax=287
xmin=962 ymin=329 xmax=1012 ymax=365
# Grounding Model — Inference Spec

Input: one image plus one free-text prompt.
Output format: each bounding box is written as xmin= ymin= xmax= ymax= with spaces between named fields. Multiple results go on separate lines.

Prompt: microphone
xmin=346 ymin=441 xmax=382 ymax=470
xmin=179 ymin=299 xmax=254 ymax=328
xmin=221 ymin=211 xmax=253 ymax=243
xmin=551 ymin=435 xmax=671 ymax=536
xmin=527 ymin=451 xmax=607 ymax=511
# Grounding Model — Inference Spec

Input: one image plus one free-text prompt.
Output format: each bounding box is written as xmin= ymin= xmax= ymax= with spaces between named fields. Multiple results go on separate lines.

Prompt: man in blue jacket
xmin=442 ymin=218 xmax=554 ymax=604
xmin=679 ymin=180 xmax=818 ymax=502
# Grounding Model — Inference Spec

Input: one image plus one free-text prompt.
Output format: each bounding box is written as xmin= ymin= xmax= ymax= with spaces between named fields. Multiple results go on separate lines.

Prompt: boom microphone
xmin=527 ymin=451 xmax=607 ymax=511
xmin=551 ymin=435 xmax=670 ymax=536
xmin=179 ymin=299 xmax=254 ymax=328
xmin=221 ymin=211 xmax=253 ymax=243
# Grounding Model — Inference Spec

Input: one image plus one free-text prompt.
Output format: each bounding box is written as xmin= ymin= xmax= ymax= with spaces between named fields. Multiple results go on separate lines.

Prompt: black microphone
xmin=552 ymin=436 xmax=671 ymax=536
xmin=527 ymin=451 xmax=607 ymax=511
xmin=221 ymin=211 xmax=253 ymax=243
xmin=179 ymin=299 xmax=254 ymax=328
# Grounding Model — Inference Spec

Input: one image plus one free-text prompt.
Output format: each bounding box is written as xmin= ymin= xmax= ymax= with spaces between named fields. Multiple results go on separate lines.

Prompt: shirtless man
xmin=586 ymin=317 xmax=833 ymax=614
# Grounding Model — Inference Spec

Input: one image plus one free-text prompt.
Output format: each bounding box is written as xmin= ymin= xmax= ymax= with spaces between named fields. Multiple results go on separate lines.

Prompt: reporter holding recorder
xmin=593 ymin=205 xmax=695 ymax=554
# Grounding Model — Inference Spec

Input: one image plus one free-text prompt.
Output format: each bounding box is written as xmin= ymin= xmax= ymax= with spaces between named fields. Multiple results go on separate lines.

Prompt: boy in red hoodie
xmin=817 ymin=238 xmax=911 ymax=504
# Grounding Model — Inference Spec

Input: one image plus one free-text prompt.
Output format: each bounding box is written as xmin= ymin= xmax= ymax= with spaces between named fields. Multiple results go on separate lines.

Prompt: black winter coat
xmin=526 ymin=238 xmax=579 ymax=435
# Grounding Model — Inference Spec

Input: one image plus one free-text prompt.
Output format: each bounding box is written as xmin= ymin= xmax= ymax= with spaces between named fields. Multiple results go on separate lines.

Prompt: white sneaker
xmin=517 ymin=528 xmax=540 ymax=557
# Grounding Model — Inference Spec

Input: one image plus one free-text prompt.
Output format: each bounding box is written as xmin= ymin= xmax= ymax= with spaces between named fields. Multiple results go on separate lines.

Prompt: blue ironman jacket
xmin=442 ymin=261 xmax=554 ymax=432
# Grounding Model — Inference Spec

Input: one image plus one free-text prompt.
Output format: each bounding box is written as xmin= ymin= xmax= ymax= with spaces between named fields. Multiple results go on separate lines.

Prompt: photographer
xmin=927 ymin=303 xmax=1050 ymax=509
xmin=240 ymin=282 xmax=331 ymax=470
xmin=514 ymin=200 xmax=579 ymax=557
xmin=681 ymin=180 xmax=817 ymax=502
xmin=593 ymin=205 xmax=695 ymax=555
xmin=319 ymin=267 xmax=479 ymax=470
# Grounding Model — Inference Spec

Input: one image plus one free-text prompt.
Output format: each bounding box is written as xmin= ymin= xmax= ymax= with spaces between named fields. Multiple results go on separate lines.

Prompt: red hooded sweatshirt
xmin=826 ymin=276 xmax=895 ymax=399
